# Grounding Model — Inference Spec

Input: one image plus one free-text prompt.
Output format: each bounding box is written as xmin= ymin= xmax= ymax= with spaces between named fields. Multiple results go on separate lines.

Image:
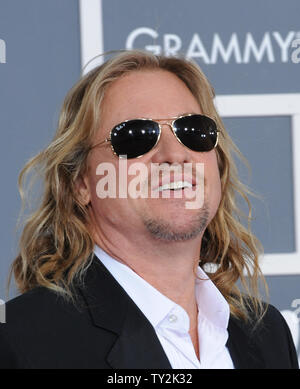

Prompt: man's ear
xmin=75 ymin=173 xmax=91 ymax=206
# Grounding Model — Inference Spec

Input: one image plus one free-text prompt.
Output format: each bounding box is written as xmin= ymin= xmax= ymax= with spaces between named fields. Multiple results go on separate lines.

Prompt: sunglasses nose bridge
xmin=157 ymin=121 xmax=179 ymax=144
xmin=159 ymin=121 xmax=173 ymax=130
xmin=159 ymin=118 xmax=184 ymax=144
xmin=157 ymin=121 xmax=177 ymax=141
xmin=156 ymin=120 xmax=185 ymax=152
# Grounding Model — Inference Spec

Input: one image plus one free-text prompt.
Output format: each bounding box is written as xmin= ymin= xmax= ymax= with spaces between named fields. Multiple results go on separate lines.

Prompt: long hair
xmin=9 ymin=50 xmax=268 ymax=321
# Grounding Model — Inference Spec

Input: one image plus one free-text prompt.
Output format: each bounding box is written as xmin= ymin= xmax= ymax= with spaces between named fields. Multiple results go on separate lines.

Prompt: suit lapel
xmin=78 ymin=255 xmax=172 ymax=369
xmin=79 ymin=255 xmax=266 ymax=369
xmin=107 ymin=297 xmax=172 ymax=369
xmin=227 ymin=315 xmax=265 ymax=369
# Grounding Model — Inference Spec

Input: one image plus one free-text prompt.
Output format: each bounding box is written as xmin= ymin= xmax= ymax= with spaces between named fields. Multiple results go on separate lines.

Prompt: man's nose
xmin=150 ymin=122 xmax=192 ymax=165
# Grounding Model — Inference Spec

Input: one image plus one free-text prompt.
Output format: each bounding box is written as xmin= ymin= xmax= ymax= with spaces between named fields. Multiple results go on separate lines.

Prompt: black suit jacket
xmin=0 ymin=255 xmax=298 ymax=369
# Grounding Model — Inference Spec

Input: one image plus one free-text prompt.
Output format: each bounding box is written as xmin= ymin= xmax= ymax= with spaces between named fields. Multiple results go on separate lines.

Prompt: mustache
xmin=148 ymin=163 xmax=204 ymax=184
xmin=126 ymin=162 xmax=206 ymax=193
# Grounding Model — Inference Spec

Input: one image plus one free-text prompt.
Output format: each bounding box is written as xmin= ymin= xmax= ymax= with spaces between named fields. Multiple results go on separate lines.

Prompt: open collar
xmin=78 ymin=254 xmax=265 ymax=369
xmin=93 ymin=244 xmax=176 ymax=329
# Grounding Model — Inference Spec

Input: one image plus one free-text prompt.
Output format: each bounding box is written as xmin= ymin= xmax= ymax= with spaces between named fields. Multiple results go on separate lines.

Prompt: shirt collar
xmin=195 ymin=267 xmax=230 ymax=330
xmin=94 ymin=244 xmax=229 ymax=331
xmin=94 ymin=245 xmax=176 ymax=328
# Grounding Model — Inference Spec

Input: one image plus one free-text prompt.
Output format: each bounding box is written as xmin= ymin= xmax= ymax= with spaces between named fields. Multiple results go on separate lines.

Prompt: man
xmin=0 ymin=50 xmax=298 ymax=369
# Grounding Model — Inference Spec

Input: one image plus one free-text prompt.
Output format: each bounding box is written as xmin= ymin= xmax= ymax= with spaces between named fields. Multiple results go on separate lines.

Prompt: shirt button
xmin=168 ymin=314 xmax=178 ymax=323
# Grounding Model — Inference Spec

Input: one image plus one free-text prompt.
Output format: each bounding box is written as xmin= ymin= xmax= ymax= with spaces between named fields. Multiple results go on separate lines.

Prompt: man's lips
xmin=151 ymin=173 xmax=197 ymax=192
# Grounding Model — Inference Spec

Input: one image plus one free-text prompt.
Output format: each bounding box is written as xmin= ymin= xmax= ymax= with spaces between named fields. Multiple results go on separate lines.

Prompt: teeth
xmin=158 ymin=181 xmax=193 ymax=191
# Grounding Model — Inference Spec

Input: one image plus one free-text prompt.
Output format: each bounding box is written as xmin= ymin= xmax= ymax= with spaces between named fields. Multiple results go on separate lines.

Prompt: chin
xmin=142 ymin=203 xmax=210 ymax=242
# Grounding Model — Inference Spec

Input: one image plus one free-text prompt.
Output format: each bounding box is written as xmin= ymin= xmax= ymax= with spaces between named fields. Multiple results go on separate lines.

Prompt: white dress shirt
xmin=94 ymin=245 xmax=234 ymax=369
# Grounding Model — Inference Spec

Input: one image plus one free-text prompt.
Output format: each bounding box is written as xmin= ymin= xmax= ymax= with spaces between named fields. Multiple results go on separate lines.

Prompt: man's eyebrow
xmin=150 ymin=112 xmax=200 ymax=120
xmin=158 ymin=112 xmax=200 ymax=118
xmin=179 ymin=112 xmax=199 ymax=116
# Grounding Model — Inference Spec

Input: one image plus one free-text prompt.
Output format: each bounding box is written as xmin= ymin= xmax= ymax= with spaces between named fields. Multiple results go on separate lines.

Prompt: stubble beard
xmin=142 ymin=202 xmax=210 ymax=242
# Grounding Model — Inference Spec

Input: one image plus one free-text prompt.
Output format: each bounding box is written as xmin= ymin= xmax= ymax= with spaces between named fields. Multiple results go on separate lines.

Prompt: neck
xmin=92 ymin=221 xmax=202 ymax=321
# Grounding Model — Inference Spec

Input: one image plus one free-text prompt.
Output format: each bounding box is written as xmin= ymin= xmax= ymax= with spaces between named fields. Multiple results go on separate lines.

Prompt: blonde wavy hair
xmin=9 ymin=50 xmax=268 ymax=321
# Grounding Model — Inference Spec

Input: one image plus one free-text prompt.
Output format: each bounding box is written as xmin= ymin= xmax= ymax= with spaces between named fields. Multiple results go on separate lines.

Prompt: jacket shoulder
xmin=0 ymin=287 xmax=87 ymax=368
xmin=4 ymin=286 xmax=84 ymax=323
xmin=245 ymin=302 xmax=298 ymax=368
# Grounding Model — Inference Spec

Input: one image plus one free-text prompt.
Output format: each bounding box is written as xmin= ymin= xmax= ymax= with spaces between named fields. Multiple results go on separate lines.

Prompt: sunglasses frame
xmin=91 ymin=113 xmax=220 ymax=159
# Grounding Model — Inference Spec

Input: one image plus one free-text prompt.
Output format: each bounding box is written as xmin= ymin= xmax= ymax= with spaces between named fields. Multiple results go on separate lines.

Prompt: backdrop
xmin=0 ymin=0 xmax=299 ymax=362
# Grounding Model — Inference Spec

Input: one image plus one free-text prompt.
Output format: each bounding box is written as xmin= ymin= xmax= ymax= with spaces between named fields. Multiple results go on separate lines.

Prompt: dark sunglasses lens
xmin=174 ymin=115 xmax=218 ymax=152
xmin=111 ymin=120 xmax=160 ymax=158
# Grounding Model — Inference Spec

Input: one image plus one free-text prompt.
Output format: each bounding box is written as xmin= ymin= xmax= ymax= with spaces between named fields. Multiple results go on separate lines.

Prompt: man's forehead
xmin=99 ymin=72 xmax=201 ymax=129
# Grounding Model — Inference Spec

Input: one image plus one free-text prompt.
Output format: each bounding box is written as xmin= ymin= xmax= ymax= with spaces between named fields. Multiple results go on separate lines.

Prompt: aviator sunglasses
xmin=91 ymin=114 xmax=220 ymax=159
